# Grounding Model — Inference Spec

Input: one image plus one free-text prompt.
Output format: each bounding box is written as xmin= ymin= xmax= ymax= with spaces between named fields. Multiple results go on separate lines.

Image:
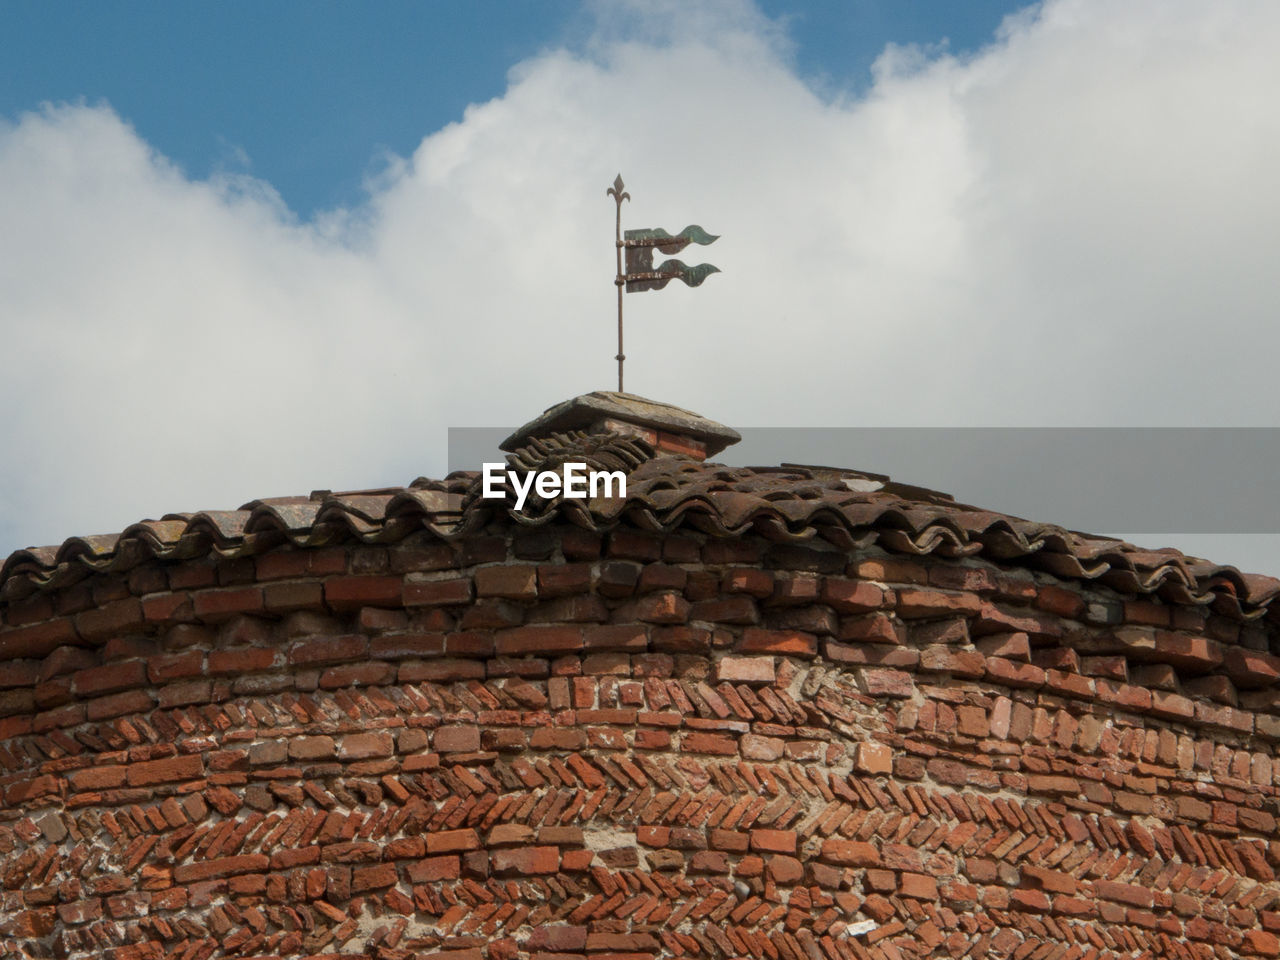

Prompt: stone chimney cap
xmin=499 ymin=391 xmax=742 ymax=457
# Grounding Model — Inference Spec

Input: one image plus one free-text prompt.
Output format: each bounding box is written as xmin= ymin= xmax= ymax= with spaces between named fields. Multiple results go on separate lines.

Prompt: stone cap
xmin=499 ymin=391 xmax=742 ymax=459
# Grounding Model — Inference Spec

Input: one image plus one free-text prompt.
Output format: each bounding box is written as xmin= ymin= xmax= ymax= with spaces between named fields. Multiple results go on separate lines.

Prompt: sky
xmin=2 ymin=0 xmax=1280 ymax=575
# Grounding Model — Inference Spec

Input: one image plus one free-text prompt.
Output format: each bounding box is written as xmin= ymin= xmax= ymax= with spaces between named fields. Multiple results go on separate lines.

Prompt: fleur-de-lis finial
xmin=607 ymin=174 xmax=630 ymax=207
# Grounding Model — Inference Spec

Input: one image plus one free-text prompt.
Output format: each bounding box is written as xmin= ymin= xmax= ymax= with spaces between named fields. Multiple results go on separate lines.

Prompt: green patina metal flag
xmin=622 ymin=225 xmax=721 ymax=292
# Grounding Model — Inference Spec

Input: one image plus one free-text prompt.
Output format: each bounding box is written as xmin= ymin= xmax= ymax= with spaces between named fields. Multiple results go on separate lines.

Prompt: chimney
xmin=499 ymin=391 xmax=741 ymax=461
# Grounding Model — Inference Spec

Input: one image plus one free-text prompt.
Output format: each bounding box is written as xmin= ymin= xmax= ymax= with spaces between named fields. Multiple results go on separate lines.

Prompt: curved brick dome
xmin=3 ymin=440 xmax=1280 ymax=960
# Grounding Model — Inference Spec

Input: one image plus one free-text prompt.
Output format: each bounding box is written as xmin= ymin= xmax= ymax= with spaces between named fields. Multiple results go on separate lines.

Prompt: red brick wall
xmin=1 ymin=525 xmax=1279 ymax=959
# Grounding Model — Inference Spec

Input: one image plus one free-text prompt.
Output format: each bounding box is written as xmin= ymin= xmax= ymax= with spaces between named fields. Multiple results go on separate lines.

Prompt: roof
xmin=4 ymin=453 xmax=1278 ymax=623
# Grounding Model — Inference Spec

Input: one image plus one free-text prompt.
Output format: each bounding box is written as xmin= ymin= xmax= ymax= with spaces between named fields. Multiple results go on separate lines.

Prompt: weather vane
xmin=607 ymin=174 xmax=719 ymax=393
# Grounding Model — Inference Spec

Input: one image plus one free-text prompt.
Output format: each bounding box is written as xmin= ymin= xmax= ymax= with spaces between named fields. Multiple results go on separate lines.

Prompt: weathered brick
xmin=715 ymin=655 xmax=775 ymax=684
xmin=208 ymin=647 xmax=275 ymax=675
xmin=750 ymin=829 xmax=795 ymax=853
xmin=1176 ymin=796 xmax=1212 ymax=822
xmin=976 ymin=632 xmax=1029 ymax=661
xmin=494 ymin=626 xmax=583 ymax=655
xmin=288 ymin=635 xmax=368 ymax=666
xmin=143 ymin=650 xmax=202 ymax=683
xmin=157 ymin=679 xmax=213 ymax=707
xmin=72 ymin=660 xmax=146 ymax=697
xmin=632 ymin=591 xmax=691 ymax=624
xmin=254 ymin=551 xmax=310 ymax=580
xmin=56 ymin=899 xmax=102 ymax=926
xmin=920 ymin=646 xmax=986 ymax=678
xmin=1036 ymin=585 xmax=1085 ymax=619
xmin=826 ymin=641 xmax=919 ymax=670
xmin=487 ymin=824 xmax=536 ymax=847
xmin=1027 ymin=775 xmax=1079 ymax=796
xmin=86 ymin=689 xmax=155 ymax=721
xmin=324 ymin=575 xmax=402 ymax=608
xmin=820 ymin=839 xmax=879 ymax=866
xmin=527 ymin=926 xmax=588 ymax=952
xmin=435 ymin=725 xmax=480 ymax=752
xmin=126 ymin=755 xmax=203 ymax=786
xmin=423 ymin=831 xmax=480 ymax=858
xmin=340 ymin=732 xmax=394 ymax=760
xmin=69 ymin=765 xmax=127 ymax=791
xmin=926 ymin=759 xmax=969 ymax=786
xmin=192 ymin=588 xmax=264 ymax=621
xmin=741 ymin=628 xmax=816 ymax=657
xmin=854 ymin=742 xmax=892 ymax=774
xmin=608 ymin=530 xmax=662 ymax=561
xmin=1094 ymin=879 xmax=1154 ymax=909
xmin=1022 ymin=865 xmax=1076 ymax=895
xmin=399 ymin=658 xmax=485 ymax=682
xmin=1243 ymin=931 xmax=1280 ymax=957
xmin=490 ymin=846 xmax=559 ymax=875
xmin=689 ymin=597 xmax=759 ymax=624
xmin=895 ymin=589 xmax=982 ymax=619
xmin=370 ymin=633 xmax=446 ymax=659
xmin=983 ymin=657 xmax=1045 ymax=689
xmin=1223 ymin=647 xmax=1280 ymax=688
xmin=683 ymin=731 xmax=738 ymax=755
xmin=288 ymin=736 xmax=335 ymax=760
xmin=973 ymin=603 xmax=1060 ymax=638
xmin=766 ymin=854 xmax=803 ymax=884
xmin=403 ymin=577 xmax=473 ymax=606
xmin=1011 ymin=889 xmax=1051 ymax=912
xmin=537 ymin=564 xmax=592 ymax=597
xmin=0 ymin=619 xmax=78 ymax=660
xmin=263 ymin=581 xmax=324 ymax=612
xmin=173 ymin=854 xmax=268 ymax=884
xmin=859 ymin=668 xmax=914 ymax=698
xmin=710 ymin=829 xmax=750 ymax=852
xmin=740 ymin=734 xmax=784 ymax=761
xmin=75 ymin=598 xmax=144 ymax=640
xmin=583 ymin=624 xmax=647 ymax=651
xmin=405 ymin=856 xmax=460 ymax=882
xmin=1152 ymin=632 xmax=1223 ymax=671
xmin=475 ymin=565 xmax=537 ymax=600
xmin=1150 ymin=690 xmax=1194 ymax=721
xmin=318 ymin=661 xmax=394 ymax=688
xmin=821 ymin=579 xmax=885 ymax=613
xmin=598 ymin=561 xmax=641 ymax=597
xmin=955 ymin=705 xmax=989 ymax=738
xmin=351 ymin=862 xmax=398 ymax=892
xmin=722 ymin=568 xmax=773 ymax=598
xmin=881 ymin=843 xmax=923 ymax=872
xmin=838 ymin=613 xmax=904 ymax=644
xmin=899 ymin=873 xmax=938 ymax=900
xmin=248 ymin=741 xmax=287 ymax=765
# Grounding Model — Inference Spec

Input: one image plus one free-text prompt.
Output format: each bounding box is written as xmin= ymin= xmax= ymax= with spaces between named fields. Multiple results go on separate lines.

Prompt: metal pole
xmin=607 ymin=175 xmax=630 ymax=393
xmin=616 ymin=196 xmax=624 ymax=392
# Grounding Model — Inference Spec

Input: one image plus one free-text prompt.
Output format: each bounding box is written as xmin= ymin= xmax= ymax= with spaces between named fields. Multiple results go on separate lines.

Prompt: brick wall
xmin=1 ymin=523 xmax=1279 ymax=959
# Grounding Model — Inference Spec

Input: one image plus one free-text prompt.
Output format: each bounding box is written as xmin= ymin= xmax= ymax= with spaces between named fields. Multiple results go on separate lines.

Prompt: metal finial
xmin=607 ymin=174 xmax=630 ymax=392
xmin=607 ymin=174 xmax=630 ymax=206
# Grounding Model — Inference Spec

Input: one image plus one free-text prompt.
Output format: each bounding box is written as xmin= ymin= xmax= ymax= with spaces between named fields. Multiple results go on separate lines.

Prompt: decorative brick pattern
xmin=1 ymin=525 xmax=1279 ymax=959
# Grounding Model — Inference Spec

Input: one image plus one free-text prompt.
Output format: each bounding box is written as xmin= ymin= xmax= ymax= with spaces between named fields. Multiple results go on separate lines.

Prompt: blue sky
xmin=2 ymin=1 xmax=1024 ymax=218
xmin=3 ymin=0 xmax=1280 ymax=575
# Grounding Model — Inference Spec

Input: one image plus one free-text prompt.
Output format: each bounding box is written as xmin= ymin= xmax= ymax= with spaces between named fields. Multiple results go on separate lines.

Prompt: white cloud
xmin=2 ymin=0 xmax=1279 ymax=569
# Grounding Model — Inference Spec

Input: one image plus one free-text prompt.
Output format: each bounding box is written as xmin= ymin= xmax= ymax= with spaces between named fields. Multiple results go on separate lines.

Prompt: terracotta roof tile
xmin=4 ymin=458 xmax=1278 ymax=622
